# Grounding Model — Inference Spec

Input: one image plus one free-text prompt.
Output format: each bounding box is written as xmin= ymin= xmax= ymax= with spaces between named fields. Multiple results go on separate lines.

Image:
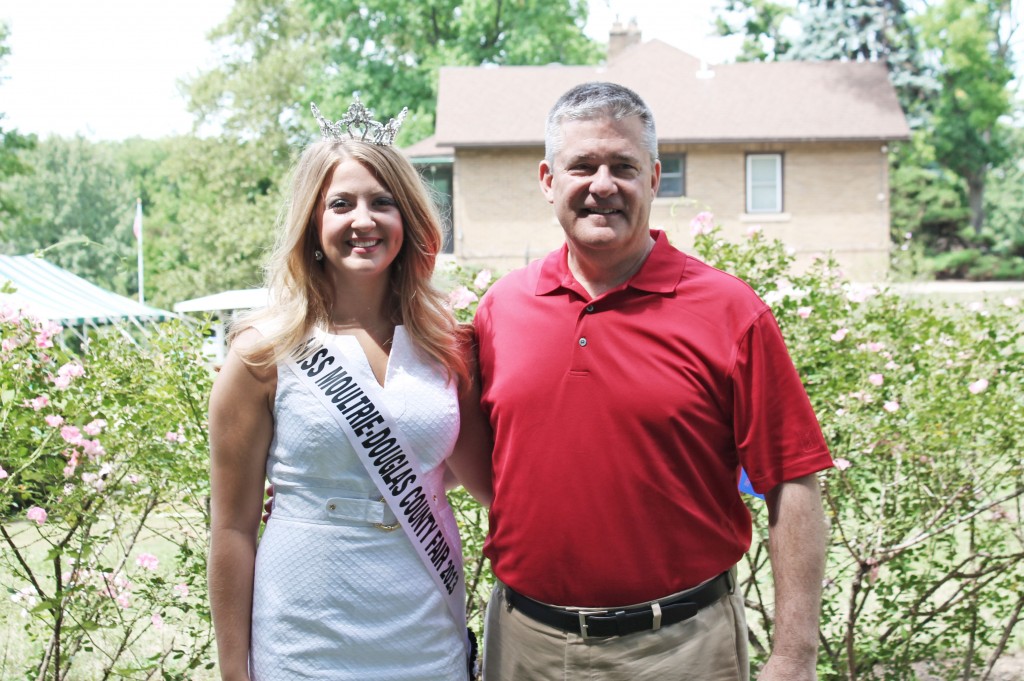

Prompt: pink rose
xmin=834 ymin=458 xmax=852 ymax=471
xmin=26 ymin=506 xmax=48 ymax=525
xmin=868 ymin=374 xmax=884 ymax=387
xmin=448 ymin=286 xmax=479 ymax=310
xmin=25 ymin=395 xmax=50 ymax=411
xmin=57 ymin=362 xmax=85 ymax=380
xmin=689 ymin=211 xmax=715 ymax=236
xmin=0 ymin=303 xmax=21 ymax=323
xmin=83 ymin=419 xmax=107 ymax=436
xmin=60 ymin=426 xmax=83 ymax=445
xmin=45 ymin=414 xmax=64 ymax=427
xmin=968 ymin=379 xmax=989 ymax=395
xmin=473 ymin=269 xmax=493 ymax=290
xmin=136 ymin=553 xmax=159 ymax=571
xmin=81 ymin=439 xmax=106 ymax=459
xmin=883 ymin=401 xmax=900 ymax=413
xmin=796 ymin=306 xmax=812 ymax=319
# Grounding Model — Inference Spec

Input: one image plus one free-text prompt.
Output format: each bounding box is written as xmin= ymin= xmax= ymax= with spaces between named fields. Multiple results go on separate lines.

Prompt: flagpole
xmin=134 ymin=198 xmax=145 ymax=305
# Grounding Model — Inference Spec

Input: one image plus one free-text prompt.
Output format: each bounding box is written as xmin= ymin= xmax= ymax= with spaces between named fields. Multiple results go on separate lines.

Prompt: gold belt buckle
xmin=374 ymin=496 xmax=401 ymax=532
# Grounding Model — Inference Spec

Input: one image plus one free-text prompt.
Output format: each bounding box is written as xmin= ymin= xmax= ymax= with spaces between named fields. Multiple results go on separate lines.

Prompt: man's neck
xmin=567 ymin=234 xmax=655 ymax=298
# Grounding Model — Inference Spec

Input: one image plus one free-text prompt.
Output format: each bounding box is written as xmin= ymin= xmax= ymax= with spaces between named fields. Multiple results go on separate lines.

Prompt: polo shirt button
xmin=586 ymin=304 xmax=595 ymax=313
xmin=579 ymin=337 xmax=588 ymax=347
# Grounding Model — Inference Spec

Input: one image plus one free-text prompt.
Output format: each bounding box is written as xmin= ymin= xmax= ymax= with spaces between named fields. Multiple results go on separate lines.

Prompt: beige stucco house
xmin=406 ymin=29 xmax=911 ymax=281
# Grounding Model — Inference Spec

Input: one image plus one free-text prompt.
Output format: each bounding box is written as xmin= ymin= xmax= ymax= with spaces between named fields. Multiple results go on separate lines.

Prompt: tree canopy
xmin=0 ymin=22 xmax=36 ymax=226
xmin=187 ymin=0 xmax=600 ymax=145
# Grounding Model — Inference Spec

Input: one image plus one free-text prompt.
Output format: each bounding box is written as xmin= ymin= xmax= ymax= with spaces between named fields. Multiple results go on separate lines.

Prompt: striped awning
xmin=0 ymin=255 xmax=174 ymax=325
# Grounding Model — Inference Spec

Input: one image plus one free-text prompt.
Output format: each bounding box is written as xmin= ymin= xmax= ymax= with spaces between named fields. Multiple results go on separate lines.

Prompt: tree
xmin=716 ymin=0 xmax=935 ymax=122
xmin=715 ymin=0 xmax=795 ymax=62
xmin=186 ymin=0 xmax=601 ymax=145
xmin=0 ymin=22 xmax=36 ymax=224
xmin=919 ymin=0 xmax=1016 ymax=234
xmin=138 ymin=135 xmax=280 ymax=308
xmin=186 ymin=0 xmax=321 ymax=147
xmin=0 ymin=136 xmax=138 ymax=296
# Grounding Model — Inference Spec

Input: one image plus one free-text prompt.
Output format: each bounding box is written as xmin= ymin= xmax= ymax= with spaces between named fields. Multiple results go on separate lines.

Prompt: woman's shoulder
xmin=221 ymin=326 xmax=278 ymax=387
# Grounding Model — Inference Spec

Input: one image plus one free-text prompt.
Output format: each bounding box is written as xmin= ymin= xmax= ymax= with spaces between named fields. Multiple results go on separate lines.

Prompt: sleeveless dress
xmin=249 ymin=327 xmax=468 ymax=680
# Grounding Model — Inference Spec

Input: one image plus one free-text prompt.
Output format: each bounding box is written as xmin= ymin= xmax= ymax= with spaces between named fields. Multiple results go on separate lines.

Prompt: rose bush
xmin=442 ymin=226 xmax=1023 ymax=680
xmin=691 ymin=221 xmax=1023 ymax=680
xmin=3 ymin=225 xmax=1020 ymax=679
xmin=0 ymin=310 xmax=214 ymax=680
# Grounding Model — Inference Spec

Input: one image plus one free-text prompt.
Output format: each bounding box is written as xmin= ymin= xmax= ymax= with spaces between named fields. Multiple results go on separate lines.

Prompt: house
xmin=407 ymin=23 xmax=911 ymax=281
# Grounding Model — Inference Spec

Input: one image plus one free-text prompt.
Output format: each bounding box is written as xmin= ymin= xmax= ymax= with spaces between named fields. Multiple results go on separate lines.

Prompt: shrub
xmin=3 ymin=225 xmax=1021 ymax=679
xmin=440 ymin=227 xmax=1023 ymax=678
xmin=0 ymin=311 xmax=214 ymax=680
xmin=693 ymin=224 xmax=1023 ymax=680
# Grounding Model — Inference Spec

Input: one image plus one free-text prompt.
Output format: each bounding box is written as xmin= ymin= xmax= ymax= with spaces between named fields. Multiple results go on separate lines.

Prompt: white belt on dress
xmin=269 ymin=485 xmax=399 ymax=528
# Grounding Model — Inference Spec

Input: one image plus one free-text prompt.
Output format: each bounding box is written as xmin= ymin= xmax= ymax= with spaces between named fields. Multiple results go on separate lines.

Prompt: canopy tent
xmin=173 ymin=288 xmax=268 ymax=365
xmin=0 ymin=255 xmax=174 ymax=339
xmin=172 ymin=288 xmax=268 ymax=314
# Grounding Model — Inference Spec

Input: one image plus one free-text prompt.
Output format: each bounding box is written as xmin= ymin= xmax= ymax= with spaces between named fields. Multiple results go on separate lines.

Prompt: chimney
xmin=608 ymin=18 xmax=641 ymax=62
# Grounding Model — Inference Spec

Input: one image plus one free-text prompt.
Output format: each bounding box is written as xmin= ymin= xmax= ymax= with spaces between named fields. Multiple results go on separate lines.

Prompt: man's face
xmin=539 ymin=115 xmax=660 ymax=260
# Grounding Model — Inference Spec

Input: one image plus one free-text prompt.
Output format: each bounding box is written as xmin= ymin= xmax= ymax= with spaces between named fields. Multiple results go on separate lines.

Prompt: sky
xmin=0 ymin=0 xmax=739 ymax=141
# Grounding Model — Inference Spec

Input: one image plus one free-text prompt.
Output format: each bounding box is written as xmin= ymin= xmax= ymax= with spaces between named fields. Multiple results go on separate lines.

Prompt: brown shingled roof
xmin=435 ymin=39 xmax=910 ymax=147
xmin=402 ymin=134 xmax=453 ymax=160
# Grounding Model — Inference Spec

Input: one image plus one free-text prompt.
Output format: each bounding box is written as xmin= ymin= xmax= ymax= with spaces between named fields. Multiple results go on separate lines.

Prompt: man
xmin=473 ymin=82 xmax=833 ymax=680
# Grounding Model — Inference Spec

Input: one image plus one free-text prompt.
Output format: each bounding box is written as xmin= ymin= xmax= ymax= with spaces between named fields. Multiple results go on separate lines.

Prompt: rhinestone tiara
xmin=311 ymin=97 xmax=408 ymax=147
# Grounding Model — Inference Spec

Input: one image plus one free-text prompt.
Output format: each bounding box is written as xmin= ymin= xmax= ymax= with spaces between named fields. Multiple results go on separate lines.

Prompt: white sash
xmin=284 ymin=335 xmax=470 ymax=657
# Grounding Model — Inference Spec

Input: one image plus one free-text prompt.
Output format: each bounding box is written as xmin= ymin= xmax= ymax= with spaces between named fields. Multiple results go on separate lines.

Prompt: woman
xmin=208 ymin=100 xmax=492 ymax=680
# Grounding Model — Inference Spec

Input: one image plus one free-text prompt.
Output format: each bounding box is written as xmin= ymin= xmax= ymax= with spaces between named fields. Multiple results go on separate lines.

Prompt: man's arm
xmin=759 ymin=473 xmax=828 ymax=681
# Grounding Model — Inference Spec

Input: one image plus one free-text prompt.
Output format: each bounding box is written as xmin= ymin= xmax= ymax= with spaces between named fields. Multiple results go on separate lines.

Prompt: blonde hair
xmin=234 ymin=138 xmax=469 ymax=389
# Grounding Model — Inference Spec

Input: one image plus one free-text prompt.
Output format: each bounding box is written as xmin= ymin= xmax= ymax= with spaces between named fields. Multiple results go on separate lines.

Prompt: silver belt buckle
xmin=575 ymin=608 xmax=607 ymax=640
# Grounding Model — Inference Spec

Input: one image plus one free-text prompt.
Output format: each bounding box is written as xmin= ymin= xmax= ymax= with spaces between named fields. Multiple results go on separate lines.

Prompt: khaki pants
xmin=482 ymin=578 xmax=750 ymax=681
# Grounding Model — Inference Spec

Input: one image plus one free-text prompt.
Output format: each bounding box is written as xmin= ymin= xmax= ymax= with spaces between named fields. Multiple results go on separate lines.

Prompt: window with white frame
xmin=657 ymin=153 xmax=685 ymax=197
xmin=746 ymin=153 xmax=782 ymax=213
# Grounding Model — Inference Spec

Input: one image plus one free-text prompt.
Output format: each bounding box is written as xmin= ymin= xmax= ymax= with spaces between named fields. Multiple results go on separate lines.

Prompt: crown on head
xmin=311 ymin=96 xmax=408 ymax=146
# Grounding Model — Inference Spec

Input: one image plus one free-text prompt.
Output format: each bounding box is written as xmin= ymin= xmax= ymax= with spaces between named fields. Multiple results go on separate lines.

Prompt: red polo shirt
xmin=475 ymin=230 xmax=832 ymax=607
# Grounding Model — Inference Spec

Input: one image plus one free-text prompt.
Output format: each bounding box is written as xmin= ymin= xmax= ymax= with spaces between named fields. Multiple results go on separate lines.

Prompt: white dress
xmin=249 ymin=327 xmax=468 ymax=680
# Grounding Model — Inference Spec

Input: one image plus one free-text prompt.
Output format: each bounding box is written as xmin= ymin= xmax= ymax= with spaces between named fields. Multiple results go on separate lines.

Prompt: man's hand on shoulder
xmin=757 ymin=653 xmax=817 ymax=681
xmin=262 ymin=484 xmax=274 ymax=524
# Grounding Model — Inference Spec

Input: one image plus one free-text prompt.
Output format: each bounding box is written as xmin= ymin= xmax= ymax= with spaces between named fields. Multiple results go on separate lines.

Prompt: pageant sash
xmin=284 ymin=335 xmax=469 ymax=655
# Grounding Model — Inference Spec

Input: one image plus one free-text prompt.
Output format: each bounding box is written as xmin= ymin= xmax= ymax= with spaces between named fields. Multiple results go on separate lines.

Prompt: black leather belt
xmin=504 ymin=571 xmax=732 ymax=639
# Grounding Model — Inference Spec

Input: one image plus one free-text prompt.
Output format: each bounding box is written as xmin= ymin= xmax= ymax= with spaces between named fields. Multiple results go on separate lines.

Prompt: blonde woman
xmin=208 ymin=100 xmax=491 ymax=680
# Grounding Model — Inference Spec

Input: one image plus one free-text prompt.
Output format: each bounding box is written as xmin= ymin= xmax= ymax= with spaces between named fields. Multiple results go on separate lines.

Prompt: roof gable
xmin=435 ymin=41 xmax=910 ymax=147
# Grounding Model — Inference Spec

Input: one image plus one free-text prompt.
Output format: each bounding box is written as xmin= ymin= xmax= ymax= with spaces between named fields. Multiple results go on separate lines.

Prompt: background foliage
xmin=3 ymin=1 xmax=1023 ymax=301
xmin=3 ymin=227 xmax=1021 ymax=679
xmin=0 ymin=315 xmax=214 ymax=679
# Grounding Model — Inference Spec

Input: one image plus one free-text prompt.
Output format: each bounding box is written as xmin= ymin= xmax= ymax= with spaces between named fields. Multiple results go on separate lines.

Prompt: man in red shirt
xmin=475 ymin=82 xmax=833 ymax=680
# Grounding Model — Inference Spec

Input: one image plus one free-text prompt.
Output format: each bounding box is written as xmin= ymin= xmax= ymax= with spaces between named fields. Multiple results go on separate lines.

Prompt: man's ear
xmin=539 ymin=159 xmax=555 ymax=204
xmin=651 ymin=158 xmax=662 ymax=195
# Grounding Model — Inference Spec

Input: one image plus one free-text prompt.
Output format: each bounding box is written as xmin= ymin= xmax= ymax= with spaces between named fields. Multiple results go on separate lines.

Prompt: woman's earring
xmin=314 ymin=249 xmax=324 ymax=261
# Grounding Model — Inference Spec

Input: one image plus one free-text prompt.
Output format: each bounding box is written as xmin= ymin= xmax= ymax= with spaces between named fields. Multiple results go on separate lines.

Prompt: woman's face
xmin=315 ymin=157 xmax=404 ymax=286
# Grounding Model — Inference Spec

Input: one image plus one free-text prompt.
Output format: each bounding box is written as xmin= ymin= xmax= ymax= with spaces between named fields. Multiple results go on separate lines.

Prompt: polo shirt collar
xmin=534 ymin=229 xmax=686 ymax=297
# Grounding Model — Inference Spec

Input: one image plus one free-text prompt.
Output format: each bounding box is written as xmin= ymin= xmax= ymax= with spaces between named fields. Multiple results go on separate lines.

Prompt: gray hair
xmin=544 ymin=82 xmax=658 ymax=164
